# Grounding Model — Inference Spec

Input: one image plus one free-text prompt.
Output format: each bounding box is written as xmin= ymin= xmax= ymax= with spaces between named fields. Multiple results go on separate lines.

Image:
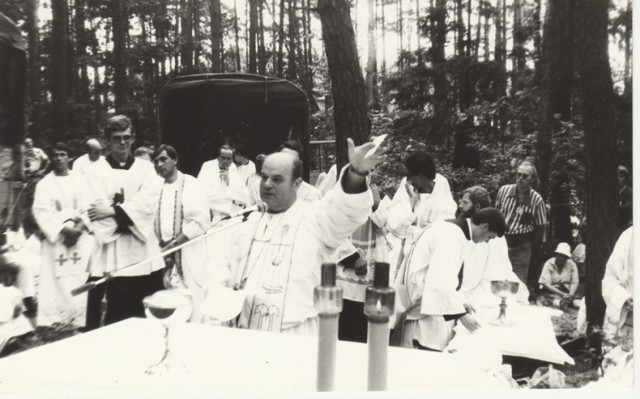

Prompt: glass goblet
xmin=143 ymin=289 xmax=192 ymax=375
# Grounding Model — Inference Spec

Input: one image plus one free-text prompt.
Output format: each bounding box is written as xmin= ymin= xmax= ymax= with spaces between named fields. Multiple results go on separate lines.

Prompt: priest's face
xmin=260 ymin=153 xmax=301 ymax=213
xmin=154 ymin=150 xmax=178 ymax=180
xmin=109 ymin=127 xmax=134 ymax=159
xmin=51 ymin=149 xmax=70 ymax=174
xmin=218 ymin=149 xmax=234 ymax=171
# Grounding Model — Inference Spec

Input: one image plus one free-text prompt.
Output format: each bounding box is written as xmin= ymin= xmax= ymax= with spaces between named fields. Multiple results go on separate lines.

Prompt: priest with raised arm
xmin=205 ymin=138 xmax=384 ymax=335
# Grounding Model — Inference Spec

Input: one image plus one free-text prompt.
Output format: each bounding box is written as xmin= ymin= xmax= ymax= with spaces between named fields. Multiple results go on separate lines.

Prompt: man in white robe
xmin=384 ymin=152 xmax=456 ymax=278
xmin=602 ymin=226 xmax=633 ymax=339
xmin=234 ymin=146 xmax=256 ymax=186
xmin=84 ymin=115 xmax=164 ymax=329
xmin=32 ymin=143 xmax=93 ymax=327
xmin=153 ymin=145 xmax=211 ymax=322
xmin=197 ymin=145 xmax=249 ymax=221
xmin=72 ymin=139 xmax=103 ymax=175
xmin=392 ymin=208 xmax=506 ymax=351
xmin=456 ymin=186 xmax=529 ymax=306
xmin=278 ymin=140 xmax=322 ymax=202
xmin=205 ymin=138 xmax=384 ymax=335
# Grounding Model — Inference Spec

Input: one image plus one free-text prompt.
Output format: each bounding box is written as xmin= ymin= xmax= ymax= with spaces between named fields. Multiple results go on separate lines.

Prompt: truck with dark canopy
xmin=159 ymin=73 xmax=310 ymax=180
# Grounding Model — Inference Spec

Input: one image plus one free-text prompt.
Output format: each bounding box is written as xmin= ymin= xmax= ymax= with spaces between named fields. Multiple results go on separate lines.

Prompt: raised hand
xmin=347 ymin=137 xmax=385 ymax=175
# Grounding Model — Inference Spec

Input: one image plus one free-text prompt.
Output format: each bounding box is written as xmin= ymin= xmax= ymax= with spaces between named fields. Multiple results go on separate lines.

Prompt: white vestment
xmin=72 ymin=154 xmax=104 ymax=175
xmin=297 ymin=181 xmax=322 ymax=202
xmin=246 ymin=174 xmax=261 ymax=206
xmin=32 ymin=171 xmax=93 ymax=327
xmin=155 ymin=172 xmax=211 ymax=322
xmin=461 ymin=237 xmax=529 ymax=306
xmin=602 ymin=226 xmax=634 ymax=338
xmin=315 ymin=164 xmax=338 ymax=196
xmin=385 ymin=174 xmax=456 ymax=277
xmin=236 ymin=161 xmax=256 ymax=186
xmin=85 ymin=157 xmax=164 ymax=277
xmin=208 ymin=167 xmax=373 ymax=335
xmin=393 ymin=220 xmax=471 ymax=350
xmin=197 ymin=159 xmax=249 ymax=219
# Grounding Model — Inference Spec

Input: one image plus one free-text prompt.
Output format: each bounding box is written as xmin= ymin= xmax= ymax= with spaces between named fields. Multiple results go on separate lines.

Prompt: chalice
xmin=489 ymin=280 xmax=520 ymax=327
xmin=143 ymin=289 xmax=192 ymax=375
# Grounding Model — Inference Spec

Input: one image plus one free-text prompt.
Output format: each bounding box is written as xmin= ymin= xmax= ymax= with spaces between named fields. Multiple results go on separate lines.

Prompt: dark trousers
xmin=104 ymin=269 xmax=165 ymax=326
xmin=338 ymin=299 xmax=368 ymax=343
xmin=85 ymin=276 xmax=107 ymax=331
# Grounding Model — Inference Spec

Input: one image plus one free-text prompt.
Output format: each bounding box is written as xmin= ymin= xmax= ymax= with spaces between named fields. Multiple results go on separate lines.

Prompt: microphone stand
xmin=70 ymin=213 xmax=254 ymax=296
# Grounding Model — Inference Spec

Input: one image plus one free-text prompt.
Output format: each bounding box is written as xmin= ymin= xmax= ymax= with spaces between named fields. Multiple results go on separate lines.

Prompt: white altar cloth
xmin=0 ymin=318 xmax=511 ymax=394
xmin=447 ymin=303 xmax=574 ymax=366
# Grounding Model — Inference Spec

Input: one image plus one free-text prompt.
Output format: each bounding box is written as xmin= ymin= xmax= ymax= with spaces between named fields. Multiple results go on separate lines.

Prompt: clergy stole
xmin=235 ymin=209 xmax=304 ymax=332
xmin=154 ymin=174 xmax=186 ymax=287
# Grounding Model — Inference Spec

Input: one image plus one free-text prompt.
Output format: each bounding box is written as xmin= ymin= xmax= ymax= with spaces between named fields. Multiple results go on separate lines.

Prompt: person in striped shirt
xmin=495 ymin=161 xmax=547 ymax=288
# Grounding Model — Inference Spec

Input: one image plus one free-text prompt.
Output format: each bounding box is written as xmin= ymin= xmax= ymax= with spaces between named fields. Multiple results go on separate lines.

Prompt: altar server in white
xmin=153 ymin=145 xmax=211 ymax=322
xmin=84 ymin=115 xmax=164 ymax=329
xmin=392 ymin=208 xmax=506 ymax=351
xmin=205 ymin=138 xmax=384 ymax=335
xmin=32 ymin=142 xmax=93 ymax=327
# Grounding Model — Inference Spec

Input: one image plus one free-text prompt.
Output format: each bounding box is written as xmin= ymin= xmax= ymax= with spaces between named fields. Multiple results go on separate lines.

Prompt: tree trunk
xmin=75 ymin=0 xmax=90 ymax=103
xmin=210 ymin=0 xmax=223 ymax=72
xmin=258 ymin=0 xmax=267 ymax=75
xmin=466 ymin=0 xmax=471 ymax=57
xmin=532 ymin=0 xmax=543 ymax=86
xmin=431 ymin=0 xmax=447 ymax=140
xmin=318 ymin=0 xmax=369 ymax=170
xmin=287 ymin=0 xmax=298 ymax=80
xmin=366 ymin=0 xmax=379 ymax=109
xmin=380 ymin=0 xmax=386 ymax=76
xmin=415 ymin=0 xmax=421 ymax=51
xmin=277 ymin=0 xmax=286 ymax=76
xmin=455 ymin=0 xmax=464 ymax=57
xmin=181 ymin=0 xmax=194 ymax=71
xmin=623 ymin=0 xmax=632 ymax=96
xmin=234 ymin=0 xmax=241 ymax=71
xmin=249 ymin=0 xmax=258 ymax=73
xmin=511 ymin=0 xmax=526 ymax=93
xmin=51 ymin=0 xmax=69 ymax=140
xmin=25 ymin=0 xmax=41 ymax=138
xmin=575 ymin=0 xmax=619 ymax=354
xmin=397 ymin=0 xmax=403 ymax=67
xmin=536 ymin=0 xmax=574 ymax=200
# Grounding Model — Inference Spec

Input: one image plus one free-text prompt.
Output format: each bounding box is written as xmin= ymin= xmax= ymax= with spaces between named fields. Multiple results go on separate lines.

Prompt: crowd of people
xmin=0 ymin=114 xmax=633 ymax=362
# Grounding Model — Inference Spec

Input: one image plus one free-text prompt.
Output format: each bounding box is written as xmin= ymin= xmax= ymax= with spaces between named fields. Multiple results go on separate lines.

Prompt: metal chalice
xmin=489 ymin=280 xmax=520 ymax=327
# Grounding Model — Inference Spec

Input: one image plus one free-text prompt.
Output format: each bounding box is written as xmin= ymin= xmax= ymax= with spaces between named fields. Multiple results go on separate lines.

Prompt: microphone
xmin=221 ymin=202 xmax=268 ymax=221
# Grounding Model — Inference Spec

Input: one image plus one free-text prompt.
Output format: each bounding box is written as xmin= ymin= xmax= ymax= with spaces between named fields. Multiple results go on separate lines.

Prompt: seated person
xmin=538 ymin=242 xmax=580 ymax=308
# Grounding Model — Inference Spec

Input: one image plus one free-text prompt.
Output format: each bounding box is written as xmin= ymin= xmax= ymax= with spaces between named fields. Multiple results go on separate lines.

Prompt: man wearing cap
xmin=537 ymin=242 xmax=580 ymax=308
xmin=72 ymin=139 xmax=103 ymax=175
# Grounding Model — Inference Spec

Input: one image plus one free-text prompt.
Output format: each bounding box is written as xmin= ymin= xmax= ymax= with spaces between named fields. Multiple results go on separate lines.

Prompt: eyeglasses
xmin=111 ymin=135 xmax=132 ymax=143
xmin=516 ymin=173 xmax=530 ymax=179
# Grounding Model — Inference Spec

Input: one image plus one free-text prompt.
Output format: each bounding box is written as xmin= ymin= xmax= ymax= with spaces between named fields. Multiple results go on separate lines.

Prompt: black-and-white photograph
xmin=0 ymin=0 xmax=635 ymax=395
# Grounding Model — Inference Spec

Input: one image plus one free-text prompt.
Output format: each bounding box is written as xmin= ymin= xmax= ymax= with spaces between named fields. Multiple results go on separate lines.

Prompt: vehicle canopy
xmin=160 ymin=73 xmax=310 ymax=179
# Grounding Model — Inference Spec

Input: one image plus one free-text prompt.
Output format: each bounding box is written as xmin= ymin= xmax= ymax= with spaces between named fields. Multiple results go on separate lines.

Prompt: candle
xmin=314 ymin=263 xmax=343 ymax=392
xmin=364 ymin=262 xmax=395 ymax=391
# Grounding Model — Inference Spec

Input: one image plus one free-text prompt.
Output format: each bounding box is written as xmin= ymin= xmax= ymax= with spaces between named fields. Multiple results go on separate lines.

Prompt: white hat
xmin=554 ymin=243 xmax=571 ymax=258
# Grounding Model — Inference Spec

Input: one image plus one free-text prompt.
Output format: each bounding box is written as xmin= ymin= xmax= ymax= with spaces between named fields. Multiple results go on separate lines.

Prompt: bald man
xmin=72 ymin=139 xmax=103 ymax=175
xmin=206 ymin=139 xmax=385 ymax=335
